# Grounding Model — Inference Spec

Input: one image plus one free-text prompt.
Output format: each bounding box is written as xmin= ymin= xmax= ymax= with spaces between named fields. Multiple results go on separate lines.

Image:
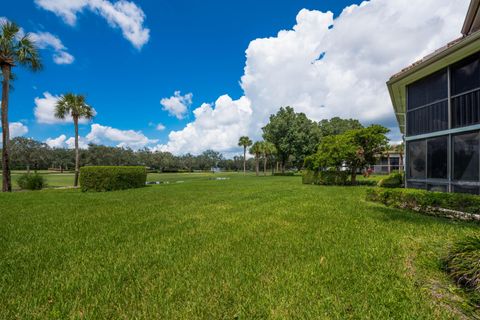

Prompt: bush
xmin=80 ymin=166 xmax=147 ymax=192
xmin=366 ymin=188 xmax=480 ymax=221
xmin=302 ymin=169 xmax=377 ymax=186
xmin=444 ymin=235 xmax=480 ymax=293
xmin=377 ymin=171 xmax=404 ymax=188
xmin=17 ymin=173 xmax=47 ymax=190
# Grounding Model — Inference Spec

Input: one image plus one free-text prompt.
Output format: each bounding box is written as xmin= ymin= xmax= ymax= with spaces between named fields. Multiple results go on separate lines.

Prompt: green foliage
xmin=444 ymin=235 xmax=480 ymax=295
xmin=262 ymin=106 xmax=321 ymax=169
xmin=377 ymin=171 xmax=404 ymax=188
xmin=318 ymin=117 xmax=363 ymax=137
xmin=366 ymin=188 xmax=480 ymax=219
xmin=302 ymin=170 xmax=349 ymax=185
xmin=79 ymin=166 xmax=147 ymax=192
xmin=306 ymin=125 xmax=390 ymax=183
xmin=17 ymin=173 xmax=46 ymax=190
xmin=238 ymin=136 xmax=253 ymax=149
xmin=54 ymin=93 xmax=94 ymax=122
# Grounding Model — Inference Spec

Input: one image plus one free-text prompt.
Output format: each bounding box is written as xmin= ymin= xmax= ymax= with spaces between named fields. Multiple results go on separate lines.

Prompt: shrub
xmin=377 ymin=171 xmax=404 ymax=188
xmin=444 ymin=235 xmax=480 ymax=293
xmin=17 ymin=173 xmax=47 ymax=190
xmin=366 ymin=188 xmax=480 ymax=221
xmin=302 ymin=169 xmax=376 ymax=186
xmin=80 ymin=166 xmax=147 ymax=192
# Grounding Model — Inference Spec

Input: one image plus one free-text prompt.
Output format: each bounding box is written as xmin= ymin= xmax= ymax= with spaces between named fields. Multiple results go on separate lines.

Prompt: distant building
xmin=372 ymin=149 xmax=404 ymax=175
xmin=387 ymin=0 xmax=480 ymax=194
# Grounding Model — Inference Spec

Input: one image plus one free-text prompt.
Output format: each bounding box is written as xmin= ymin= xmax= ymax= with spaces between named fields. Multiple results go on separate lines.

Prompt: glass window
xmin=451 ymin=87 xmax=480 ymax=128
xmin=407 ymin=140 xmax=426 ymax=179
xmin=453 ymin=132 xmax=480 ymax=181
xmin=452 ymin=184 xmax=480 ymax=195
xmin=407 ymin=181 xmax=426 ymax=190
xmin=407 ymin=69 xmax=447 ymax=110
xmin=427 ymin=184 xmax=448 ymax=192
xmin=451 ymin=53 xmax=480 ymax=96
xmin=406 ymin=100 xmax=448 ymax=136
xmin=427 ymin=136 xmax=448 ymax=179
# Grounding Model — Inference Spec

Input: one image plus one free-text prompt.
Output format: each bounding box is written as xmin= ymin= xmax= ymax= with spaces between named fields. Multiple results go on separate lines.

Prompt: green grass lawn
xmin=0 ymin=174 xmax=478 ymax=319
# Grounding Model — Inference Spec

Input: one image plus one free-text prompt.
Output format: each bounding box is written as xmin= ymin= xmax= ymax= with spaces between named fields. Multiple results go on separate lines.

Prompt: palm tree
xmin=0 ymin=21 xmax=42 ymax=192
xmin=262 ymin=141 xmax=276 ymax=176
xmin=238 ymin=136 xmax=252 ymax=174
xmin=54 ymin=93 xmax=94 ymax=187
xmin=249 ymin=141 xmax=263 ymax=176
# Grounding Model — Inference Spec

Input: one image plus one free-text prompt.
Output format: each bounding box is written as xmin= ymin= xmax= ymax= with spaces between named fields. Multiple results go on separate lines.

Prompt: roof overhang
xmin=463 ymin=0 xmax=480 ymax=36
xmin=387 ymin=32 xmax=480 ymax=134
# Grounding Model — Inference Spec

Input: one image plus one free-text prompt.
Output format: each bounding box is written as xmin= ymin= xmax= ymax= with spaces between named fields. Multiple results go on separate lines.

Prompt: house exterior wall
xmin=405 ymin=51 xmax=480 ymax=194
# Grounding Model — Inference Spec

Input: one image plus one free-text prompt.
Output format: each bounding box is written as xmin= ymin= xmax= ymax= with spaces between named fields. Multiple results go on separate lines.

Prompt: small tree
xmin=238 ymin=136 xmax=252 ymax=174
xmin=54 ymin=93 xmax=94 ymax=187
xmin=306 ymin=125 xmax=389 ymax=184
xmin=249 ymin=141 xmax=263 ymax=177
xmin=262 ymin=141 xmax=276 ymax=176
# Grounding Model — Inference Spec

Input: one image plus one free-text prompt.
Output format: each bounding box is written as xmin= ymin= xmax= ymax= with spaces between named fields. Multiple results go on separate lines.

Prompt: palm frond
xmin=16 ymin=34 xmax=42 ymax=71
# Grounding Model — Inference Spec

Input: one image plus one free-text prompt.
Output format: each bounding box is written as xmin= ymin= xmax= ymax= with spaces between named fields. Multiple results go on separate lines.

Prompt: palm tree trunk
xmin=243 ymin=146 xmax=246 ymax=175
xmin=255 ymin=155 xmax=259 ymax=176
xmin=1 ymin=65 xmax=12 ymax=192
xmin=263 ymin=154 xmax=267 ymax=176
xmin=74 ymin=117 xmax=80 ymax=187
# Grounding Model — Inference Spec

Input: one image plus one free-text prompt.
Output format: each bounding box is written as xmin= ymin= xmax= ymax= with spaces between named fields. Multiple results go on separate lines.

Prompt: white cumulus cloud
xmin=46 ymin=123 xmax=157 ymax=149
xmin=34 ymin=92 xmax=96 ymax=124
xmin=45 ymin=134 xmax=67 ymax=148
xmin=0 ymin=122 xmax=29 ymax=144
xmin=155 ymin=95 xmax=252 ymax=155
xmin=35 ymin=0 xmax=150 ymax=49
xmin=30 ymin=32 xmax=74 ymax=64
xmin=158 ymin=0 xmax=469 ymax=154
xmin=156 ymin=123 xmax=166 ymax=131
xmin=0 ymin=17 xmax=74 ymax=65
xmin=86 ymin=123 xmax=158 ymax=149
xmin=160 ymin=91 xmax=193 ymax=120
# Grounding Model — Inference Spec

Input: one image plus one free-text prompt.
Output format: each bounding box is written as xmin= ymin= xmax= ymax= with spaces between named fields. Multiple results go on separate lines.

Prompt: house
xmin=387 ymin=0 xmax=480 ymax=194
xmin=372 ymin=148 xmax=404 ymax=175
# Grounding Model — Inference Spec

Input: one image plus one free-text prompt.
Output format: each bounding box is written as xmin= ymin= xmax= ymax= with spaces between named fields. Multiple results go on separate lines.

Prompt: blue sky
xmin=2 ymin=0 xmax=470 ymax=155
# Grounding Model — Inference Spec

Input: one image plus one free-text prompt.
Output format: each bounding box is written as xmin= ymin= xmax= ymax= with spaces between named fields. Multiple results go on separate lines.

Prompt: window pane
xmin=451 ymin=88 xmax=480 ymax=128
xmin=453 ymin=132 xmax=479 ymax=181
xmin=407 ymin=181 xmax=426 ymax=190
xmin=452 ymin=184 xmax=480 ymax=195
xmin=408 ymin=69 xmax=447 ymax=110
xmin=451 ymin=54 xmax=480 ymax=95
xmin=427 ymin=136 xmax=448 ymax=179
xmin=407 ymin=100 xmax=448 ymax=136
xmin=427 ymin=184 xmax=448 ymax=192
xmin=407 ymin=140 xmax=426 ymax=179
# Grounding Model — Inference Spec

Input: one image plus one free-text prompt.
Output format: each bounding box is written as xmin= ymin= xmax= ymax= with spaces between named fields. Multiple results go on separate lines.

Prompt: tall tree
xmin=262 ymin=107 xmax=321 ymax=172
xmin=0 ymin=21 xmax=42 ymax=191
xmin=54 ymin=93 xmax=94 ymax=187
xmin=238 ymin=136 xmax=252 ymax=174
xmin=318 ymin=117 xmax=363 ymax=138
xmin=249 ymin=141 xmax=263 ymax=176
xmin=262 ymin=141 xmax=276 ymax=176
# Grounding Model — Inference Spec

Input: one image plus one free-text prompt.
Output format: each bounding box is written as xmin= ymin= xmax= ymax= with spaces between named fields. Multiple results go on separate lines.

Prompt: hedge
xmin=366 ymin=188 xmax=480 ymax=221
xmin=80 ymin=166 xmax=147 ymax=192
xmin=303 ymin=170 xmax=376 ymax=186
xmin=377 ymin=171 xmax=403 ymax=188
